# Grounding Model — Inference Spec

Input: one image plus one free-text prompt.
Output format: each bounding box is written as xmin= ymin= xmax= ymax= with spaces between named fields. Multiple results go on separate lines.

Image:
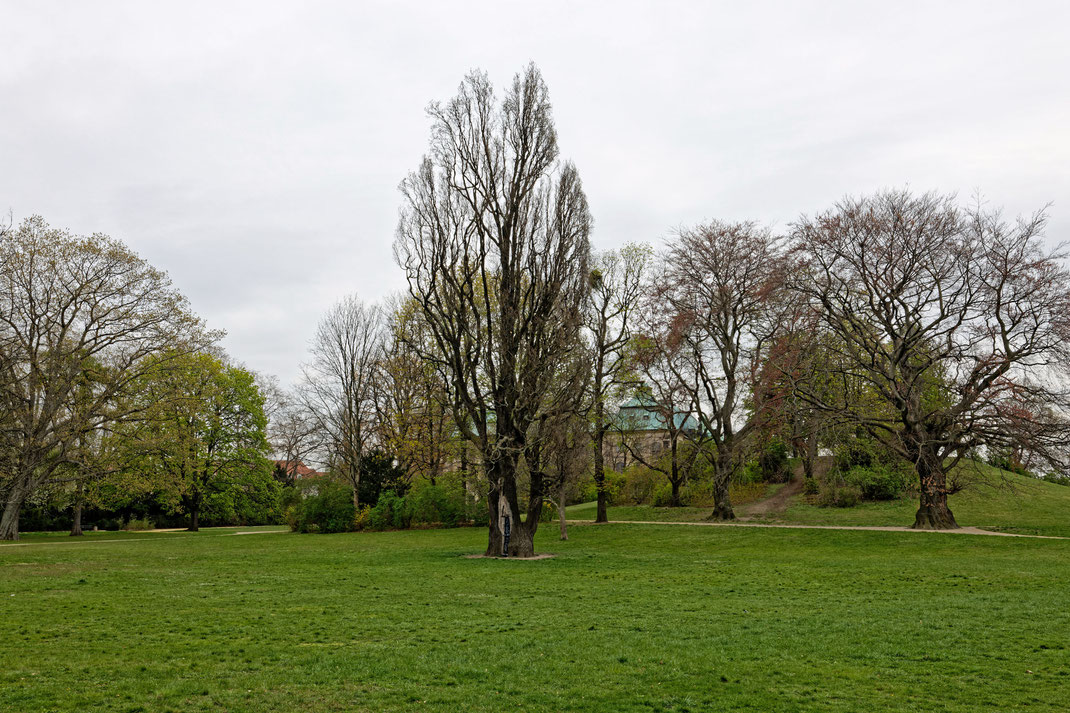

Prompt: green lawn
xmin=3 ymin=523 xmax=1069 ymax=711
xmin=570 ymin=464 xmax=1070 ymax=537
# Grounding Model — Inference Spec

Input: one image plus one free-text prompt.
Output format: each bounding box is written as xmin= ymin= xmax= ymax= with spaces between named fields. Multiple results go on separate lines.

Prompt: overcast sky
xmin=3 ymin=1 xmax=1068 ymax=386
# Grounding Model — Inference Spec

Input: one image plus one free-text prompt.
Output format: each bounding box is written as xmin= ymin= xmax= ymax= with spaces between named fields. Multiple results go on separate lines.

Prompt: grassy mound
xmin=569 ymin=462 xmax=1070 ymax=537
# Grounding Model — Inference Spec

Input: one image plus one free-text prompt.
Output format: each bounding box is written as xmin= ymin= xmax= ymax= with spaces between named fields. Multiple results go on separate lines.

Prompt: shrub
xmin=986 ymin=448 xmax=1033 ymax=477
xmin=295 ymin=481 xmax=356 ymax=533
xmin=353 ymin=505 xmax=371 ymax=531
xmin=738 ymin=460 xmax=763 ymax=485
xmin=404 ymin=480 xmax=465 ymax=528
xmin=367 ymin=490 xmax=409 ymax=530
xmin=758 ymin=439 xmax=790 ymax=482
xmin=652 ymin=481 xmax=687 ymax=507
xmin=817 ymin=483 xmax=861 ymax=508
xmin=844 ymin=465 xmax=910 ymax=501
xmin=802 ymin=477 xmax=820 ymax=496
xmin=579 ymin=468 xmax=626 ymax=504
xmin=833 ymin=437 xmax=893 ymax=472
xmin=123 ymin=517 xmax=154 ymax=531
xmin=538 ymin=501 xmax=557 ymax=522
xmin=618 ymin=465 xmax=661 ymax=504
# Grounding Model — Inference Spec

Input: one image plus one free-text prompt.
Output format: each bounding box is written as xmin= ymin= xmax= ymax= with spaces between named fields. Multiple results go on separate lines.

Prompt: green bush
xmin=834 ymin=437 xmax=894 ymax=472
xmin=619 ymin=465 xmax=661 ymax=504
xmin=802 ymin=477 xmax=820 ymax=496
xmin=579 ymin=468 xmax=626 ymax=504
xmin=122 ymin=517 xmax=154 ymax=531
xmin=817 ymin=483 xmax=861 ymax=508
xmin=1041 ymin=473 xmax=1070 ymax=487
xmin=652 ymin=481 xmax=688 ymax=507
xmin=367 ymin=490 xmax=409 ymax=530
xmin=294 ymin=481 xmax=356 ymax=533
xmin=986 ymin=449 xmax=1033 ymax=477
xmin=758 ymin=439 xmax=790 ymax=482
xmin=844 ymin=465 xmax=910 ymax=501
xmin=404 ymin=480 xmax=465 ymax=528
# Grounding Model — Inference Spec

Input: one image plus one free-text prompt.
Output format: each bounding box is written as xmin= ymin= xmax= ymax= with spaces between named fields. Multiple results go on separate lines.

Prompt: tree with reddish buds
xmin=791 ymin=190 xmax=1070 ymax=529
xmin=655 ymin=221 xmax=789 ymax=521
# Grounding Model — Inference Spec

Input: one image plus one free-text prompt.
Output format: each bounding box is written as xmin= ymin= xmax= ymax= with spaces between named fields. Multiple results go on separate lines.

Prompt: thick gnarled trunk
xmin=485 ymin=449 xmax=541 ymax=558
xmin=913 ymin=454 xmax=958 ymax=530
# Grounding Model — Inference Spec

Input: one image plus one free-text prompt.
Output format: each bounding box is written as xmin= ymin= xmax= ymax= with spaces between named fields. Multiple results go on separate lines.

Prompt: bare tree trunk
xmin=558 ymin=489 xmax=568 ymax=540
xmin=484 ymin=465 xmax=505 ymax=557
xmin=0 ymin=488 xmax=24 ymax=541
xmin=188 ymin=491 xmax=201 ymax=532
xmin=669 ymin=438 xmax=682 ymax=507
xmin=802 ymin=431 xmax=819 ymax=482
xmin=592 ymin=387 xmax=609 ymax=523
xmin=70 ymin=481 xmax=84 ymax=537
xmin=706 ymin=460 xmax=736 ymax=521
xmin=512 ymin=467 xmax=540 ymax=559
xmin=913 ymin=452 xmax=959 ymax=530
xmin=592 ymin=429 xmax=608 ymax=523
xmin=350 ymin=458 xmax=361 ymax=509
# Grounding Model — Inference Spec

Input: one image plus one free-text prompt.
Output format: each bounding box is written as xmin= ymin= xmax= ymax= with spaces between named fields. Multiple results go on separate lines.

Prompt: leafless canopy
xmin=585 ymin=244 xmax=652 ymax=522
xmin=791 ymin=190 xmax=1070 ymax=528
xmin=394 ymin=64 xmax=591 ymax=557
xmin=652 ymin=220 xmax=788 ymax=519
xmin=299 ymin=294 xmax=385 ymax=508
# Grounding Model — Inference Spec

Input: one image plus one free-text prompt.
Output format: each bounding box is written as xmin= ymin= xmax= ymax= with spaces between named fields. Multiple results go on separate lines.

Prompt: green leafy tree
xmin=130 ymin=352 xmax=277 ymax=530
xmin=0 ymin=216 xmax=212 ymax=540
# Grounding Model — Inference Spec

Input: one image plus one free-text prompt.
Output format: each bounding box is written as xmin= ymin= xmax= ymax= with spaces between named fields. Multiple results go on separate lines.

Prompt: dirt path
xmin=739 ymin=477 xmax=805 ymax=519
xmin=580 ymin=520 xmax=1068 ymax=540
xmin=737 ymin=457 xmax=833 ymax=520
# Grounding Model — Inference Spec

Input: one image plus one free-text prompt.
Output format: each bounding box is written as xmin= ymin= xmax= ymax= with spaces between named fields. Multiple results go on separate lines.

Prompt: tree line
xmin=4 ymin=64 xmax=1069 ymax=551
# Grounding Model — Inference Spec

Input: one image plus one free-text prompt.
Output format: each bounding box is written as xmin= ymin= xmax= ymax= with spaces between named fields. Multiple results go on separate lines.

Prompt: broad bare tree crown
xmin=790 ymin=190 xmax=1070 ymax=528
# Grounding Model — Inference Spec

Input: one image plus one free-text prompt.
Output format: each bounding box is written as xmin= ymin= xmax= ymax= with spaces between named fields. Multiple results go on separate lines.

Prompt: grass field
xmin=3 ymin=521 xmax=1069 ymax=712
xmin=569 ymin=464 xmax=1070 ymax=538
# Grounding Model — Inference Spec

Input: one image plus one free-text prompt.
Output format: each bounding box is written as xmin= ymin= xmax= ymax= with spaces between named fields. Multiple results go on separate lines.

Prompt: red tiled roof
xmin=273 ymin=460 xmax=324 ymax=478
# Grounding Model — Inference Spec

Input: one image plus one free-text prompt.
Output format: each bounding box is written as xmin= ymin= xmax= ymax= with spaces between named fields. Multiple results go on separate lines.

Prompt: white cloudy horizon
xmin=3 ymin=0 xmax=1068 ymax=386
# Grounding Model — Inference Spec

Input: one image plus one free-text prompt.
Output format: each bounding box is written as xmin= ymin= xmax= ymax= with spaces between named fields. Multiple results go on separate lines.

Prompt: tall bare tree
xmin=300 ymin=294 xmax=384 ymax=508
xmin=791 ymin=190 xmax=1070 ymax=529
xmin=585 ymin=244 xmax=651 ymax=522
xmin=394 ymin=64 xmax=592 ymax=557
xmin=620 ymin=329 xmax=702 ymax=508
xmin=656 ymin=221 xmax=788 ymax=520
xmin=263 ymin=381 xmax=323 ymax=487
xmin=0 ymin=216 xmax=211 ymax=540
